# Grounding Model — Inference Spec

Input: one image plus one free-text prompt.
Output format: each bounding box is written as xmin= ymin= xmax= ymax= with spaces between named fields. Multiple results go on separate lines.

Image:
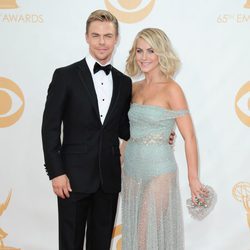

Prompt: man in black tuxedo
xmin=42 ymin=10 xmax=131 ymax=250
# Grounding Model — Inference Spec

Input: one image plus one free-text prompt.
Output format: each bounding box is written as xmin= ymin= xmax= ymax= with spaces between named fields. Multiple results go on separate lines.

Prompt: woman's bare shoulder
xmin=163 ymin=79 xmax=184 ymax=96
xmin=164 ymin=79 xmax=188 ymax=109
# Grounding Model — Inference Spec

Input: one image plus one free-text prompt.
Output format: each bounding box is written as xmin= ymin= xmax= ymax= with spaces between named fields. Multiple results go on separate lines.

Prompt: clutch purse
xmin=186 ymin=185 xmax=217 ymax=220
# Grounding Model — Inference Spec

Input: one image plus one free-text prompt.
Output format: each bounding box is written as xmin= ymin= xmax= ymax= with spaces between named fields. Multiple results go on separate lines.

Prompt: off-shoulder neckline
xmin=131 ymin=102 xmax=188 ymax=113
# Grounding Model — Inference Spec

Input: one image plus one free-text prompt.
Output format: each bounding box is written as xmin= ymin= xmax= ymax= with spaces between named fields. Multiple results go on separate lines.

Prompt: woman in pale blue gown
xmin=121 ymin=28 xmax=206 ymax=250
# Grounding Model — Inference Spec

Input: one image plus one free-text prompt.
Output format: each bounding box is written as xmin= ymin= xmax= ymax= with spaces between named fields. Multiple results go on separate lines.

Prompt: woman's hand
xmin=168 ymin=131 xmax=175 ymax=145
xmin=120 ymin=140 xmax=127 ymax=167
xmin=189 ymin=178 xmax=208 ymax=205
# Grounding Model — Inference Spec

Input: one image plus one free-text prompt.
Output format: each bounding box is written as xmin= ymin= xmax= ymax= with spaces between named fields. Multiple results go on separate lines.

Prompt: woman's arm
xmin=120 ymin=140 xmax=128 ymax=166
xmin=167 ymin=81 xmax=207 ymax=202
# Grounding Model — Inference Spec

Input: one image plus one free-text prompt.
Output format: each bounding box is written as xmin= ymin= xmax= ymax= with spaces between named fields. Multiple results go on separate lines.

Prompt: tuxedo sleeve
xmin=41 ymin=69 xmax=67 ymax=180
xmin=118 ymin=78 xmax=132 ymax=141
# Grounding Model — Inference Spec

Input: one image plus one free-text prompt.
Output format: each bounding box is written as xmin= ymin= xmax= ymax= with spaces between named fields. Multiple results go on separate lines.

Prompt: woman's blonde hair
xmin=126 ymin=28 xmax=180 ymax=78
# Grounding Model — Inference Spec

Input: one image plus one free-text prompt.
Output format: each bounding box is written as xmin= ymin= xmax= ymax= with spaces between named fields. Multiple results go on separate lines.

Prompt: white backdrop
xmin=0 ymin=0 xmax=250 ymax=249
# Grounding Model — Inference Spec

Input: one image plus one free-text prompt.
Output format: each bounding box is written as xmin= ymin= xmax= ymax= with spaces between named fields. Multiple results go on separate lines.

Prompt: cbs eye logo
xmin=244 ymin=0 xmax=250 ymax=8
xmin=235 ymin=81 xmax=250 ymax=127
xmin=0 ymin=77 xmax=25 ymax=128
xmin=104 ymin=0 xmax=155 ymax=23
xmin=0 ymin=0 xmax=18 ymax=9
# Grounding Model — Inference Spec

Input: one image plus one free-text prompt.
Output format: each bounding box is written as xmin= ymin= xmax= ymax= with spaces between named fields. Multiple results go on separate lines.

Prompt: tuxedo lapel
xmin=77 ymin=59 xmax=100 ymax=121
xmin=103 ymin=68 xmax=121 ymax=127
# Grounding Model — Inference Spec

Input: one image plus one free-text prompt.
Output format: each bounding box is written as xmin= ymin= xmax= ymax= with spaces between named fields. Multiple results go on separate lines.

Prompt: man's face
xmin=86 ymin=21 xmax=118 ymax=65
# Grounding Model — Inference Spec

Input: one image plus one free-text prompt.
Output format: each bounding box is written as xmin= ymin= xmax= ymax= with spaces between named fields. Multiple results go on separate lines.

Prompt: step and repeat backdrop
xmin=0 ymin=0 xmax=250 ymax=249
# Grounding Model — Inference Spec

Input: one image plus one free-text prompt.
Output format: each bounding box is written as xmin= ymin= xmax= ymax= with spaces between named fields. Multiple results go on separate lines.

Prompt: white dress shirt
xmin=86 ymin=54 xmax=113 ymax=124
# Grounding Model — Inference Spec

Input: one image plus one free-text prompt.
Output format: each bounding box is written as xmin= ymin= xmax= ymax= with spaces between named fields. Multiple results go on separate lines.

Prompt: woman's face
xmin=135 ymin=38 xmax=159 ymax=74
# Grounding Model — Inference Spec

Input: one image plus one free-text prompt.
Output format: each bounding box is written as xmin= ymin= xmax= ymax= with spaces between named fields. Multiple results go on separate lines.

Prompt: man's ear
xmin=115 ymin=34 xmax=120 ymax=46
xmin=85 ymin=33 xmax=89 ymax=44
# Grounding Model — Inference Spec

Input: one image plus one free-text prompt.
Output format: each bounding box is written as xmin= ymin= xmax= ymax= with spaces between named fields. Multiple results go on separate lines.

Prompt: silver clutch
xmin=186 ymin=185 xmax=217 ymax=220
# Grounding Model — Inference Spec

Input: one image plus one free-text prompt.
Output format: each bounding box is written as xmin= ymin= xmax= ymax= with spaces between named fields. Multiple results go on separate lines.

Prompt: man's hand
xmin=168 ymin=131 xmax=176 ymax=145
xmin=52 ymin=174 xmax=72 ymax=199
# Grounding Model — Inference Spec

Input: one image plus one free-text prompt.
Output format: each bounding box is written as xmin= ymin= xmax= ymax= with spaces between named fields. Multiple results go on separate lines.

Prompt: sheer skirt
xmin=122 ymin=169 xmax=184 ymax=250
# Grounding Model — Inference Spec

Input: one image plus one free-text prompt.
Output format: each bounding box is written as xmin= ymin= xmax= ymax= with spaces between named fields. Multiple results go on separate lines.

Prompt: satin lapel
xmin=103 ymin=68 xmax=121 ymax=127
xmin=77 ymin=59 xmax=100 ymax=119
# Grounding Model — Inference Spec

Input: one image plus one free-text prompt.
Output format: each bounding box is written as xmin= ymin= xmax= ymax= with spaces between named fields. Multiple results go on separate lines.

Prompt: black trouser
xmin=57 ymin=188 xmax=119 ymax=250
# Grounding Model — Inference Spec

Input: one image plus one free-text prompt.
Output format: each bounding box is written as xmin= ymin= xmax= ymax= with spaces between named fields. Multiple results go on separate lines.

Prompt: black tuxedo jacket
xmin=42 ymin=58 xmax=132 ymax=193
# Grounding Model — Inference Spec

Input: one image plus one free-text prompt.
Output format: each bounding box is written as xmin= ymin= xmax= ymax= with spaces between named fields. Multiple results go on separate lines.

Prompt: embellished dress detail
xmin=122 ymin=103 xmax=188 ymax=250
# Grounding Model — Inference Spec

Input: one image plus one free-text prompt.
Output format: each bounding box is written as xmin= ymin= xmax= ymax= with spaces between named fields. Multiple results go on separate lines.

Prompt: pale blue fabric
xmin=122 ymin=103 xmax=188 ymax=250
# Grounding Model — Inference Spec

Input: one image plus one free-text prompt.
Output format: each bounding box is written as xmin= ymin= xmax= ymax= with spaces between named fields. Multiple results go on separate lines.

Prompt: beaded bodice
xmin=129 ymin=103 xmax=188 ymax=146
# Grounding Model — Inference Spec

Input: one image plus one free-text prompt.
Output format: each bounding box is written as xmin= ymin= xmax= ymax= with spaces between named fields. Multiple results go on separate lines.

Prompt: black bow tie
xmin=93 ymin=62 xmax=112 ymax=75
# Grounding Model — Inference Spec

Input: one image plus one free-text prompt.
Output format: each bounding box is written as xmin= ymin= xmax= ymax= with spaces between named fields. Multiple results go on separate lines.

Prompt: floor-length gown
xmin=122 ymin=103 xmax=188 ymax=250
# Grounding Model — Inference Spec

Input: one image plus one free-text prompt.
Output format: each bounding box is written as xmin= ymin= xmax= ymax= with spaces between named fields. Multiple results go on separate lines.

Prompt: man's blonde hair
xmin=86 ymin=9 xmax=119 ymax=35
